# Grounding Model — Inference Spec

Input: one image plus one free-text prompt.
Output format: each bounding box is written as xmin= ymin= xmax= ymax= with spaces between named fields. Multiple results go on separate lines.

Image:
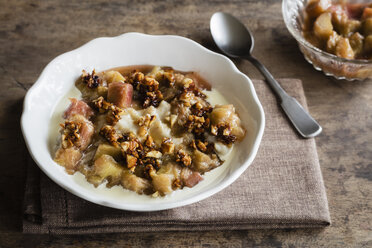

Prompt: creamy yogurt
xmin=50 ymin=85 xmax=236 ymax=201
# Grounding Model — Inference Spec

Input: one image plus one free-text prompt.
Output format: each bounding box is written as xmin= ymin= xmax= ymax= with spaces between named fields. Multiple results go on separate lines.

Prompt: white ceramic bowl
xmin=21 ymin=33 xmax=265 ymax=211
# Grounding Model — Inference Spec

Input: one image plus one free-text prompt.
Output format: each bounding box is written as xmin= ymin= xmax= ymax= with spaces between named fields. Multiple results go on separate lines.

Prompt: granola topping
xmin=190 ymin=102 xmax=212 ymax=117
xmin=161 ymin=138 xmax=175 ymax=154
xmin=211 ymin=123 xmax=237 ymax=144
xmin=60 ymin=121 xmax=81 ymax=149
xmin=54 ymin=65 xmax=246 ymax=197
xmin=92 ymin=96 xmax=112 ymax=113
xmin=172 ymin=178 xmax=181 ymax=189
xmin=176 ymin=149 xmax=192 ymax=167
xmin=106 ymin=105 xmax=124 ymax=125
xmin=184 ymin=114 xmax=210 ymax=135
xmin=130 ymin=73 xmax=164 ymax=107
xmin=126 ymin=154 xmax=137 ymax=172
xmin=190 ymin=139 xmax=213 ymax=154
xmin=161 ymin=71 xmax=175 ymax=87
xmin=99 ymin=125 xmax=123 ymax=147
xmin=181 ymin=80 xmax=206 ymax=98
xmin=82 ymin=69 xmax=101 ymax=88
xmin=145 ymin=135 xmax=155 ymax=148
xmin=138 ymin=114 xmax=156 ymax=128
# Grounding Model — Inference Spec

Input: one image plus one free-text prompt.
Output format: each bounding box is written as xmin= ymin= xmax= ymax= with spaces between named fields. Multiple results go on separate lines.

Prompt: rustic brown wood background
xmin=1 ymin=0 xmax=371 ymax=247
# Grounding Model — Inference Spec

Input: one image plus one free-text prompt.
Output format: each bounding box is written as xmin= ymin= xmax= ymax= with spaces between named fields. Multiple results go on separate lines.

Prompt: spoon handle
xmin=246 ymin=55 xmax=322 ymax=138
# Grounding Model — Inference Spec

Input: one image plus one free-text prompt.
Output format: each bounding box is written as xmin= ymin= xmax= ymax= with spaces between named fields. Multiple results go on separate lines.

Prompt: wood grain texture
xmin=0 ymin=0 xmax=371 ymax=247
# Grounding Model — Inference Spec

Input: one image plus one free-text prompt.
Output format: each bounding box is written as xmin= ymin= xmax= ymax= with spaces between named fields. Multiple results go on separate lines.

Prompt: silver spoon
xmin=210 ymin=12 xmax=322 ymax=138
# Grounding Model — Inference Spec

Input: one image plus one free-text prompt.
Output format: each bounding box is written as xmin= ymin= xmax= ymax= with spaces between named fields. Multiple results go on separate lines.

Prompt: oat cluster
xmin=55 ymin=66 xmax=245 ymax=197
xmin=60 ymin=121 xmax=81 ymax=149
xmin=129 ymin=72 xmax=164 ymax=108
xmin=82 ymin=69 xmax=101 ymax=88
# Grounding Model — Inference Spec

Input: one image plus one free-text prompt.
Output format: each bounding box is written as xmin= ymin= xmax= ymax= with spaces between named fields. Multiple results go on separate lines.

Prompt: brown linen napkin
xmin=23 ymin=79 xmax=331 ymax=234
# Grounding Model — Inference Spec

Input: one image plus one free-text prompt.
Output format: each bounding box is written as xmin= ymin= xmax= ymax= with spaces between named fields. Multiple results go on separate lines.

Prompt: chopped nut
xmin=143 ymin=76 xmax=159 ymax=90
xmin=92 ymin=97 xmax=107 ymax=111
xmin=222 ymin=126 xmax=231 ymax=136
xmin=170 ymin=114 xmax=177 ymax=127
xmin=190 ymin=140 xmax=197 ymax=150
xmin=161 ymin=138 xmax=175 ymax=154
xmin=130 ymin=73 xmax=163 ymax=107
xmin=120 ymin=137 xmax=141 ymax=158
xmin=190 ymin=140 xmax=210 ymax=153
xmin=205 ymin=117 xmax=210 ymax=126
xmin=145 ymin=150 xmax=162 ymax=158
xmin=182 ymin=78 xmax=194 ymax=89
xmin=143 ymin=157 xmax=161 ymax=170
xmin=194 ymin=116 xmax=205 ymax=123
xmin=196 ymin=140 xmax=207 ymax=152
xmin=82 ymin=69 xmax=101 ymax=88
xmin=127 ymin=132 xmax=137 ymax=139
xmin=191 ymin=102 xmax=213 ymax=117
xmin=210 ymin=123 xmax=237 ymax=145
xmin=179 ymin=92 xmax=194 ymax=107
xmin=195 ymin=102 xmax=203 ymax=110
xmin=138 ymin=126 xmax=147 ymax=137
xmin=162 ymin=71 xmax=175 ymax=87
xmin=92 ymin=95 xmax=124 ymax=125
xmin=172 ymin=178 xmax=181 ymax=189
xmin=145 ymin=164 xmax=155 ymax=175
xmin=106 ymin=105 xmax=124 ymax=125
xmin=179 ymin=78 xmax=206 ymax=98
xmin=176 ymin=149 xmax=192 ymax=167
xmin=211 ymin=125 xmax=218 ymax=135
xmin=100 ymin=125 xmax=122 ymax=147
xmin=120 ymin=142 xmax=129 ymax=152
xmin=138 ymin=114 xmax=156 ymax=128
xmin=60 ymin=121 xmax=81 ymax=149
xmin=132 ymin=71 xmax=145 ymax=82
xmin=120 ymin=140 xmax=139 ymax=153
xmin=145 ymin=135 xmax=155 ymax=148
xmin=127 ymin=71 xmax=144 ymax=90
xmin=184 ymin=115 xmax=209 ymax=135
xmin=137 ymin=114 xmax=156 ymax=137
xmin=143 ymin=164 xmax=154 ymax=178
xmin=126 ymin=154 xmax=137 ymax=172
xmin=116 ymin=131 xmax=163 ymax=173
xmin=142 ymin=90 xmax=163 ymax=108
xmin=92 ymin=96 xmax=112 ymax=113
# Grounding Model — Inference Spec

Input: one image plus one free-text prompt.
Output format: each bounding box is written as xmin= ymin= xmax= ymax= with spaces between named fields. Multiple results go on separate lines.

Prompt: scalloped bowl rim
xmin=21 ymin=33 xmax=265 ymax=211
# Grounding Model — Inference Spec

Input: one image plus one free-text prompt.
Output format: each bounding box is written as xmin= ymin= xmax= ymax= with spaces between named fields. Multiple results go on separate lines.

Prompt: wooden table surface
xmin=1 ymin=0 xmax=371 ymax=247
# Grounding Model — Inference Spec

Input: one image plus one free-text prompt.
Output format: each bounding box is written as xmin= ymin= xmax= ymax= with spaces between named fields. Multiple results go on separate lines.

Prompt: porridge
xmin=53 ymin=65 xmax=246 ymax=197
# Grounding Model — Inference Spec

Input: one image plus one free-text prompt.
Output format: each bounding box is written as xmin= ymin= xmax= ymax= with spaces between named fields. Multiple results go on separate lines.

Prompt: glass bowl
xmin=282 ymin=0 xmax=372 ymax=81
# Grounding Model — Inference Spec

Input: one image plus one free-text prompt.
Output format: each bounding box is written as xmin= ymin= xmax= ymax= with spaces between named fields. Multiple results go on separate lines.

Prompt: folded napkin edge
xmin=23 ymin=220 xmax=330 ymax=234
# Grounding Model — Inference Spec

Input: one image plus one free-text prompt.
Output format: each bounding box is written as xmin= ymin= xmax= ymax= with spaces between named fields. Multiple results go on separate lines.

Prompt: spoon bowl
xmin=210 ymin=12 xmax=254 ymax=57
